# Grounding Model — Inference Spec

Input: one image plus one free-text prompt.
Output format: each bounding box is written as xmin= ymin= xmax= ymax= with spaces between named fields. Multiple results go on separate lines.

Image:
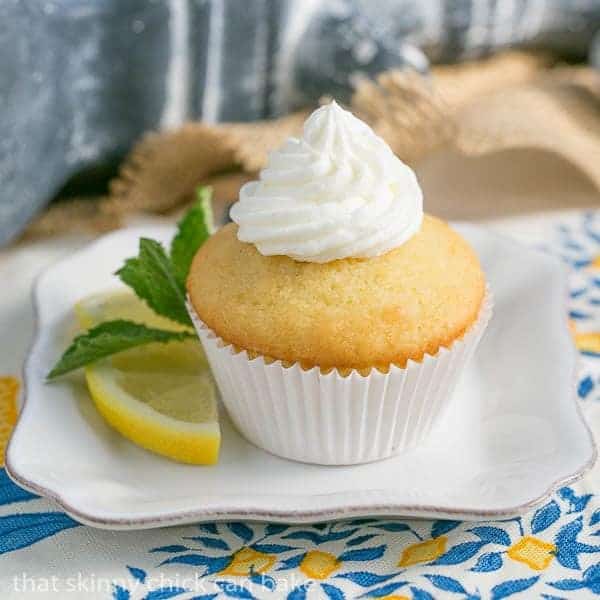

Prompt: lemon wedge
xmin=76 ymin=292 xmax=220 ymax=465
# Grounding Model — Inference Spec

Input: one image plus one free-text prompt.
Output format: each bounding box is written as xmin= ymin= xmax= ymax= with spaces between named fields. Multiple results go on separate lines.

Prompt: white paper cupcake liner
xmin=187 ymin=292 xmax=492 ymax=465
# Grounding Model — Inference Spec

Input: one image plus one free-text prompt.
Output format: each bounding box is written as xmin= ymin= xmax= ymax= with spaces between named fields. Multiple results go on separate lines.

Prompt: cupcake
xmin=187 ymin=101 xmax=490 ymax=465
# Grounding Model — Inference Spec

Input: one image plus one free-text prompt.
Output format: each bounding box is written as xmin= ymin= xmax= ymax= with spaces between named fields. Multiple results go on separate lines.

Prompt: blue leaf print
xmin=321 ymin=583 xmax=345 ymax=600
xmin=251 ymin=543 xmax=297 ymax=554
xmin=192 ymin=536 xmax=230 ymax=551
xmin=570 ymin=287 xmax=587 ymax=298
xmin=584 ymin=564 xmax=600 ymax=594
xmin=227 ymin=523 xmax=254 ymax=543
xmin=205 ymin=556 xmax=234 ymax=575
xmin=569 ymin=310 xmax=591 ymax=320
xmin=471 ymin=552 xmax=503 ymax=572
xmin=189 ymin=596 xmax=218 ymax=600
xmin=199 ymin=523 xmax=219 ymax=535
xmin=371 ymin=522 xmax=411 ymax=532
xmin=249 ymin=570 xmax=276 ymax=591
xmin=578 ymin=376 xmax=594 ymax=399
xmin=569 ymin=259 xmax=591 ymax=270
xmin=150 ymin=545 xmax=189 ymax=553
xmin=338 ymin=545 xmax=386 ymax=562
xmin=127 ymin=566 xmax=147 ymax=583
xmin=358 ymin=581 xmax=407 ymax=598
xmin=558 ymin=487 xmax=593 ymax=513
xmin=0 ymin=512 xmax=79 ymax=554
xmin=424 ymin=575 xmax=467 ymax=594
xmin=432 ymin=541 xmax=486 ymax=565
xmin=113 ymin=585 xmax=130 ymax=600
xmin=565 ymin=241 xmax=585 ymax=251
xmin=410 ymin=587 xmax=434 ymax=600
xmin=548 ymin=579 xmax=585 ymax=591
xmin=161 ymin=553 xmax=210 ymax=566
xmin=348 ymin=519 xmax=379 ymax=526
xmin=584 ymin=563 xmax=600 ymax=581
xmin=323 ymin=528 xmax=361 ymax=542
xmin=336 ymin=572 xmax=396 ymax=587
xmin=468 ymin=526 xmax=511 ymax=546
xmin=161 ymin=554 xmax=231 ymax=575
xmin=216 ymin=581 xmax=255 ymax=599
xmin=555 ymin=516 xmax=585 ymax=569
xmin=491 ymin=576 xmax=539 ymax=600
xmin=346 ymin=534 xmax=379 ymax=547
xmin=265 ymin=524 xmax=289 ymax=536
xmin=283 ymin=530 xmax=324 ymax=544
xmin=431 ymin=520 xmax=461 ymax=538
xmin=531 ymin=500 xmax=561 ymax=533
xmin=584 ymin=217 xmax=600 ymax=244
xmin=287 ymin=584 xmax=310 ymax=600
xmin=277 ymin=552 xmax=306 ymax=570
xmin=283 ymin=528 xmax=358 ymax=545
xmin=143 ymin=588 xmax=187 ymax=600
xmin=0 ymin=469 xmax=36 ymax=505
xmin=577 ymin=540 xmax=600 ymax=552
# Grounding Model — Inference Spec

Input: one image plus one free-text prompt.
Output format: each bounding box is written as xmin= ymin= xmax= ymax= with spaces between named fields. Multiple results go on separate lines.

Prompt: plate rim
xmin=6 ymin=224 xmax=598 ymax=529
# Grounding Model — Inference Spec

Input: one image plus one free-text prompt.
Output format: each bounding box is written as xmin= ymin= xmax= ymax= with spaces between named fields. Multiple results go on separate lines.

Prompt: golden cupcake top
xmin=188 ymin=216 xmax=485 ymax=371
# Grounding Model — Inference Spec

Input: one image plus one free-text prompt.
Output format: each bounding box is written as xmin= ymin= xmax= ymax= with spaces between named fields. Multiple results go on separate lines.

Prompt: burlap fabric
xmin=23 ymin=52 xmax=600 ymax=239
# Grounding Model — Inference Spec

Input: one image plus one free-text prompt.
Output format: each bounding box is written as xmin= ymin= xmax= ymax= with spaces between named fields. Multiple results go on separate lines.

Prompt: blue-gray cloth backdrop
xmin=2 ymin=0 xmax=600 ymax=245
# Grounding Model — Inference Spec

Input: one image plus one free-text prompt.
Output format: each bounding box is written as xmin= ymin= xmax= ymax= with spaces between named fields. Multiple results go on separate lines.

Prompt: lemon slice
xmin=76 ymin=292 xmax=220 ymax=465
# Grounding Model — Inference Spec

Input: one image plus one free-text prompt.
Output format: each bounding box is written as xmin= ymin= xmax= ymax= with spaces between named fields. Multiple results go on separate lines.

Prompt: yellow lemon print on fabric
xmin=300 ymin=551 xmax=341 ymax=579
xmin=398 ymin=536 xmax=447 ymax=567
xmin=0 ymin=376 xmax=19 ymax=466
xmin=574 ymin=332 xmax=600 ymax=355
xmin=220 ymin=548 xmax=275 ymax=576
xmin=591 ymin=255 xmax=600 ymax=269
xmin=507 ymin=536 xmax=556 ymax=570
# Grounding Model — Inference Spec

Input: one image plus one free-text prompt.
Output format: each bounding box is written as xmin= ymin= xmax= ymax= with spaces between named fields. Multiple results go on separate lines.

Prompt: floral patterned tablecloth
xmin=1 ymin=211 xmax=600 ymax=600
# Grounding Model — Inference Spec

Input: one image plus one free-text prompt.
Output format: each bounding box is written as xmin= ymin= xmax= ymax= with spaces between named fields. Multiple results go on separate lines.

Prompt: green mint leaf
xmin=47 ymin=320 xmax=195 ymax=379
xmin=117 ymin=238 xmax=192 ymax=326
xmin=170 ymin=186 xmax=214 ymax=288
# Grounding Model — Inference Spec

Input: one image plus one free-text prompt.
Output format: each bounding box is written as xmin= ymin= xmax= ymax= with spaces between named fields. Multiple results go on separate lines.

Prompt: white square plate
xmin=6 ymin=224 xmax=596 ymax=529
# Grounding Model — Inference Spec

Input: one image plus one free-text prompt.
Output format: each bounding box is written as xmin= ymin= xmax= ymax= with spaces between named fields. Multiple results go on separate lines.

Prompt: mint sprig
xmin=47 ymin=186 xmax=213 ymax=378
xmin=117 ymin=238 xmax=192 ymax=326
xmin=170 ymin=185 xmax=214 ymax=289
xmin=116 ymin=187 xmax=214 ymax=326
xmin=47 ymin=321 xmax=195 ymax=379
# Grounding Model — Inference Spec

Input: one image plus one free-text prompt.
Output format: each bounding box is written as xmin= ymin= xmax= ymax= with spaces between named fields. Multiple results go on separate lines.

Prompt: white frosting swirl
xmin=230 ymin=100 xmax=423 ymax=263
